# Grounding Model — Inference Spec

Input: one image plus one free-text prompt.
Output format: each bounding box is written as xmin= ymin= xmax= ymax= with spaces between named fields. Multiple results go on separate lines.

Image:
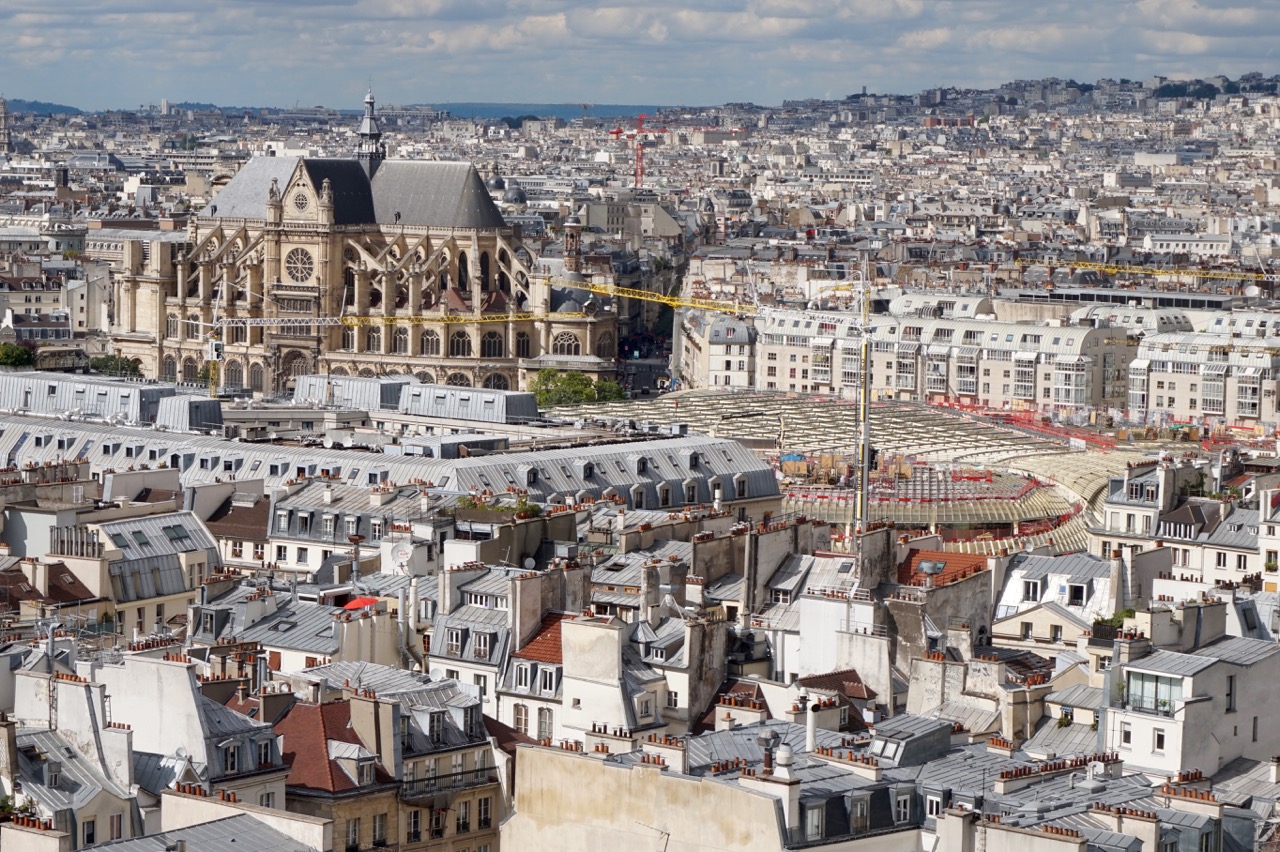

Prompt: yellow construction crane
xmin=553 ymin=278 xmax=757 ymax=315
xmin=1013 ymin=258 xmax=1274 ymax=284
xmin=340 ymin=311 xmax=586 ymax=326
xmin=202 ymin=311 xmax=589 ymax=397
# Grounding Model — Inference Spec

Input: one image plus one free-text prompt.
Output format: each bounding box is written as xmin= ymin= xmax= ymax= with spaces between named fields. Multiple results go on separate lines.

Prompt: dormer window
xmin=257 ymin=740 xmax=272 ymax=766
xmin=446 ymin=628 xmax=463 ymax=656
xmin=474 ymin=633 xmax=491 ymax=661
xmin=357 ymin=758 xmax=374 ymax=786
xmin=428 ymin=711 xmax=444 ymax=744
xmin=540 ymin=668 xmax=556 ymax=693
xmin=516 ymin=665 xmax=530 ymax=689
xmin=224 ymin=745 xmax=239 ymax=774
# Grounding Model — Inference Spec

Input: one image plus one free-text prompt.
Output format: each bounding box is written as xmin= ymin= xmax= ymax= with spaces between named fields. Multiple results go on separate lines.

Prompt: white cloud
xmin=4 ymin=0 xmax=1280 ymax=109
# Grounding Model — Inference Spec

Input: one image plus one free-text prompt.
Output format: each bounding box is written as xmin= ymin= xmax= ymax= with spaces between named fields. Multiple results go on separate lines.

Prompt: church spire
xmin=356 ymin=89 xmax=385 ymax=178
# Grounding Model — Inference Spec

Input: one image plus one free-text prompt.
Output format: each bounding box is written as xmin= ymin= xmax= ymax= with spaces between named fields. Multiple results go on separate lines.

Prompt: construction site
xmin=552 ymin=390 xmax=1177 ymax=556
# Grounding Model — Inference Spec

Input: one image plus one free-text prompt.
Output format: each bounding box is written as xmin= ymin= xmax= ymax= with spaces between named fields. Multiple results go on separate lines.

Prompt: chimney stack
xmin=805 ymin=697 xmax=818 ymax=753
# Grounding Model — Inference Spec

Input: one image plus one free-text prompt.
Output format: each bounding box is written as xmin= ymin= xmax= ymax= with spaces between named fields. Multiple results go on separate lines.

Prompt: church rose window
xmin=285 ymin=248 xmax=314 ymax=283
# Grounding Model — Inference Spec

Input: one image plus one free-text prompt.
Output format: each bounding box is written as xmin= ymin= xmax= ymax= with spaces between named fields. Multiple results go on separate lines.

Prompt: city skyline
xmin=1 ymin=0 xmax=1277 ymax=111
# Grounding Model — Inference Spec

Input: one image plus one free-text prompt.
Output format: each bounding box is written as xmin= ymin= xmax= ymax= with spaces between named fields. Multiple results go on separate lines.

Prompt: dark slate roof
xmin=301 ymin=159 xmax=376 ymax=225
xmin=370 ymin=161 xmax=506 ymax=229
xmin=201 ymin=156 xmax=299 ymax=220
xmin=203 ymin=157 xmax=507 ymax=230
xmin=84 ymin=813 xmax=316 ymax=851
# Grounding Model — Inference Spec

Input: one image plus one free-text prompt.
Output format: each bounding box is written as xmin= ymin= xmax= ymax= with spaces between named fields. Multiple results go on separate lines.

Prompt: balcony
xmin=407 ymin=831 xmax=421 ymax=843
xmin=1113 ymin=696 xmax=1175 ymax=717
xmin=401 ymin=768 xmax=498 ymax=800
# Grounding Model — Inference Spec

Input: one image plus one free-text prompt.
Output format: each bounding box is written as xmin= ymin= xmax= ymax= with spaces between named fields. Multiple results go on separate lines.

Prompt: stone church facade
xmin=110 ymin=93 xmax=617 ymax=396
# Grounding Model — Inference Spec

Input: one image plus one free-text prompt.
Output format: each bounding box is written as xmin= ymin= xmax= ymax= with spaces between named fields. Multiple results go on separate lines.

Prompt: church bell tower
xmin=355 ymin=89 xmax=385 ymax=178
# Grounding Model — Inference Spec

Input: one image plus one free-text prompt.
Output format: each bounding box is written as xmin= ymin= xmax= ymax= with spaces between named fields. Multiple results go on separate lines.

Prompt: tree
xmin=90 ymin=355 xmax=141 ymax=376
xmin=594 ymin=379 xmax=626 ymax=402
xmin=0 ymin=342 xmax=33 ymax=367
xmin=529 ymin=369 xmax=625 ymax=407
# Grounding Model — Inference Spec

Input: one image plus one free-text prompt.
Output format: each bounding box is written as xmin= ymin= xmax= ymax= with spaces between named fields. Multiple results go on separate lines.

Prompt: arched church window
xmin=449 ymin=332 xmax=472 ymax=358
xmin=480 ymin=331 xmax=504 ymax=358
xmin=552 ymin=332 xmax=581 ymax=356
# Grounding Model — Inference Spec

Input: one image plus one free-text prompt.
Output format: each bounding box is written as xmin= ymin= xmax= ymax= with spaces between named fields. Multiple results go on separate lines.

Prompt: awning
xmin=896 ymin=343 xmax=920 ymax=354
xmin=344 ymin=596 xmax=380 ymax=610
xmin=1202 ymin=363 xmax=1229 ymax=375
xmin=811 ymin=336 xmax=835 ymax=347
xmin=926 ymin=345 xmax=950 ymax=357
xmin=1128 ymin=359 xmax=1150 ymax=371
xmin=1054 ymin=354 xmax=1090 ymax=364
xmin=1240 ymin=366 xmax=1263 ymax=378
xmin=956 ymin=347 xmax=980 ymax=359
xmin=1014 ymin=351 xmax=1039 ymax=361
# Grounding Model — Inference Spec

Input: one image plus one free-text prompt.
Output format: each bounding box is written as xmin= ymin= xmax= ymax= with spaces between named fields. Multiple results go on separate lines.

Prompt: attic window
xmin=162 ymin=525 xmax=190 ymax=541
xmin=428 ymin=711 xmax=444 ymax=744
xmin=272 ymin=621 xmax=296 ymax=633
xmin=109 ymin=533 xmax=128 ymax=548
xmin=131 ymin=531 xmax=150 ymax=546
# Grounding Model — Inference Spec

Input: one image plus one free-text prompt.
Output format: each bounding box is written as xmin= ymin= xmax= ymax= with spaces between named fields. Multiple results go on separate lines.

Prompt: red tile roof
xmin=692 ymin=679 xmax=770 ymax=734
xmin=484 ymin=715 xmax=535 ymax=757
xmin=898 ymin=549 xmax=988 ymax=587
xmin=796 ymin=667 xmax=877 ymax=702
xmin=512 ymin=612 xmax=572 ymax=664
xmin=275 ymin=700 xmax=394 ymax=794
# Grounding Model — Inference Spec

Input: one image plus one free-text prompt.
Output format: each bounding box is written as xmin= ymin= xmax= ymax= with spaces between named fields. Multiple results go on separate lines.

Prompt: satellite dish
xmin=1245 ymin=285 xmax=1262 ymax=298
xmin=429 ymin=667 xmax=445 ymax=681
xmin=174 ymin=746 xmax=187 ymax=759
xmin=523 ymin=557 xmax=536 ymax=570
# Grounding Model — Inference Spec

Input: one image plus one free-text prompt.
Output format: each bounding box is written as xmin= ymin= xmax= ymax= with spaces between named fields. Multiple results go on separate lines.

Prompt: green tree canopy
xmin=90 ymin=355 xmax=141 ymax=376
xmin=529 ymin=369 xmax=627 ymax=407
xmin=0 ymin=342 xmax=33 ymax=367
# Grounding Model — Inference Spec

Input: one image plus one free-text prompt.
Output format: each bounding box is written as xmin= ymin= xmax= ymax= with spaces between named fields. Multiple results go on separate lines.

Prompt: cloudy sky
xmin=3 ymin=0 xmax=1278 ymax=110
